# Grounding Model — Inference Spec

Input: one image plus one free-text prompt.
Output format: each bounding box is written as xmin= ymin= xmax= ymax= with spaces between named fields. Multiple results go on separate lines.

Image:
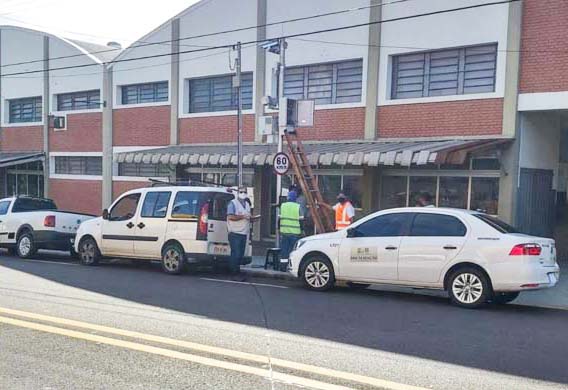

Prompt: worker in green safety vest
xmin=278 ymin=190 xmax=304 ymax=271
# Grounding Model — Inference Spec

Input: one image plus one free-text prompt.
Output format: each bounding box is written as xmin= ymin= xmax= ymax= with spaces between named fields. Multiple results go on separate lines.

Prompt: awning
xmin=0 ymin=152 xmax=44 ymax=168
xmin=113 ymin=139 xmax=511 ymax=168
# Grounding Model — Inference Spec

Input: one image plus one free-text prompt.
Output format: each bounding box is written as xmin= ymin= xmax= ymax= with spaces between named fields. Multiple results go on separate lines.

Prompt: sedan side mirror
xmin=102 ymin=209 xmax=109 ymax=220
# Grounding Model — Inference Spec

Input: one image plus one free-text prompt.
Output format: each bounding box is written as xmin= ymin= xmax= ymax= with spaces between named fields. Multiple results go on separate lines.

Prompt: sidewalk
xmin=242 ymin=256 xmax=568 ymax=310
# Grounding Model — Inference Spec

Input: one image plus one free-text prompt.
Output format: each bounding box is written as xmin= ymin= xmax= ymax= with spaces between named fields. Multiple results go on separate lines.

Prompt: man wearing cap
xmin=278 ymin=190 xmax=304 ymax=271
xmin=226 ymin=186 xmax=252 ymax=274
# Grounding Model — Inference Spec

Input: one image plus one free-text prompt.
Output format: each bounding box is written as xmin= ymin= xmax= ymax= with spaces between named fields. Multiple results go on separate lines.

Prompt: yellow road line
xmin=0 ymin=306 xmax=428 ymax=390
xmin=0 ymin=315 xmax=353 ymax=390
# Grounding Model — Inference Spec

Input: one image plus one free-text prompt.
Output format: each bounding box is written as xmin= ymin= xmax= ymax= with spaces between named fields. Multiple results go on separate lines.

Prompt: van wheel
xmin=17 ymin=232 xmax=37 ymax=258
xmin=301 ymin=256 xmax=335 ymax=291
xmin=161 ymin=243 xmax=185 ymax=275
xmin=78 ymin=237 xmax=100 ymax=266
xmin=448 ymin=267 xmax=491 ymax=309
xmin=492 ymin=292 xmax=520 ymax=304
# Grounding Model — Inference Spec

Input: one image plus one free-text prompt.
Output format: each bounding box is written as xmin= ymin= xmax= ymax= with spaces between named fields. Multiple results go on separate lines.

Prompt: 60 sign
xmin=273 ymin=152 xmax=290 ymax=175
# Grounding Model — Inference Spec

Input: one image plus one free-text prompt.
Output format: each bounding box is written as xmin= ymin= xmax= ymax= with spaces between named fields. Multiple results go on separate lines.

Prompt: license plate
xmin=209 ymin=243 xmax=230 ymax=256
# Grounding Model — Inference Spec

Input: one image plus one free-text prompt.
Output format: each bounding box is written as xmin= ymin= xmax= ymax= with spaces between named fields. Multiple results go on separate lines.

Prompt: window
xmin=109 ymin=193 xmax=140 ymax=221
xmin=141 ymin=192 xmax=171 ymax=218
xmin=0 ymin=201 xmax=11 ymax=215
xmin=473 ymin=214 xmax=517 ymax=234
xmin=353 ymin=213 xmax=413 ymax=237
xmin=171 ymin=191 xmax=208 ymax=219
xmin=284 ymin=59 xmax=363 ymax=105
xmin=54 ymin=156 xmax=102 ymax=175
xmin=391 ymin=44 xmax=497 ymax=99
xmin=6 ymin=162 xmax=44 ymax=198
xmin=9 ymin=97 xmax=42 ymax=123
xmin=121 ymin=82 xmax=168 ymax=105
xmin=188 ymin=73 xmax=253 ymax=113
xmin=439 ymin=177 xmax=468 ymax=209
xmin=118 ymin=163 xmax=170 ymax=177
xmin=57 ymin=90 xmax=100 ymax=111
xmin=317 ymin=174 xmax=363 ymax=208
xmin=409 ymin=176 xmax=436 ymax=207
xmin=410 ymin=213 xmax=467 ymax=237
xmin=380 ymin=176 xmax=407 ymax=209
xmin=470 ymin=177 xmax=499 ymax=214
xmin=12 ymin=198 xmax=57 ymax=212
xmin=209 ymin=193 xmax=234 ymax=221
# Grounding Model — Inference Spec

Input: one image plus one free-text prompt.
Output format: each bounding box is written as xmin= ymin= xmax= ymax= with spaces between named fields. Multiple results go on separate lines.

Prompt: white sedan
xmin=289 ymin=208 xmax=560 ymax=308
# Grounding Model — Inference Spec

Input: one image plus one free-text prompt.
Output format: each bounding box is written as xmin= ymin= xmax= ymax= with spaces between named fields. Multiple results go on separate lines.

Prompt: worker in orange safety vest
xmin=332 ymin=192 xmax=355 ymax=230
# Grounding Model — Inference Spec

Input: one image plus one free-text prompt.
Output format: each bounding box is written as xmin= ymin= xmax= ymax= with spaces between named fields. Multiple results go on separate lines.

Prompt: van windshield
xmin=473 ymin=213 xmax=518 ymax=234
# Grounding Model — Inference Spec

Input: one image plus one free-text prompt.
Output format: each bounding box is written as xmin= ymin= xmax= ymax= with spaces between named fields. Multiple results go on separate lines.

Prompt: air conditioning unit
xmin=258 ymin=115 xmax=277 ymax=136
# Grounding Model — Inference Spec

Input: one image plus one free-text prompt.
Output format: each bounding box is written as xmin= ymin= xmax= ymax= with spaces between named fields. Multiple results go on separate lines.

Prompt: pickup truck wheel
xmin=301 ymin=256 xmax=335 ymax=291
xmin=16 ymin=232 xmax=37 ymax=259
xmin=161 ymin=243 xmax=185 ymax=275
xmin=78 ymin=237 xmax=100 ymax=266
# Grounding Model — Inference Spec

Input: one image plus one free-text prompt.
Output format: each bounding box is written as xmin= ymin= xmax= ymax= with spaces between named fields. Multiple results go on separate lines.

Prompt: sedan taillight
xmin=44 ymin=215 xmax=56 ymax=228
xmin=509 ymin=243 xmax=541 ymax=256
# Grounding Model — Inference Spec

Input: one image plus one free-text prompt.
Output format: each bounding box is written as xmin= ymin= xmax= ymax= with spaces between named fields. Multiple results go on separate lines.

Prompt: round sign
xmin=273 ymin=152 xmax=290 ymax=175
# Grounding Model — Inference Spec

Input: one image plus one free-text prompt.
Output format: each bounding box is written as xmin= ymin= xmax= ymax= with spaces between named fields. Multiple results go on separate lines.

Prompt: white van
xmin=74 ymin=186 xmax=252 ymax=274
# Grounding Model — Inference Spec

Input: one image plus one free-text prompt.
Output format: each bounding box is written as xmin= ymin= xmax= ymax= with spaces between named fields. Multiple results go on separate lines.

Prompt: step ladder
xmin=284 ymin=130 xmax=335 ymax=234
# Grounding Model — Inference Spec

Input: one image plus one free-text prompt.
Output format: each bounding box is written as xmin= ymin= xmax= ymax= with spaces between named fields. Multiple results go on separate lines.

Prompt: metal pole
xmin=275 ymin=38 xmax=286 ymax=247
xmin=236 ymin=41 xmax=243 ymax=188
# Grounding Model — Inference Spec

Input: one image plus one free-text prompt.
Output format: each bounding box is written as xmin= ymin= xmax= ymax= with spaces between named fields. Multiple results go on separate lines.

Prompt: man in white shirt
xmin=226 ymin=187 xmax=251 ymax=274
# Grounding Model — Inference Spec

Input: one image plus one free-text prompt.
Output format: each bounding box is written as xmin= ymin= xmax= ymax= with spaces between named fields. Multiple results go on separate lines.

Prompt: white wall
xmin=378 ymin=0 xmax=510 ymax=106
xmin=519 ymin=112 xmax=562 ymax=189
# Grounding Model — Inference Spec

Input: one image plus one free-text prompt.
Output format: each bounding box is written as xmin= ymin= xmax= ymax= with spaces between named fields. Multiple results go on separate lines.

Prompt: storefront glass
xmin=409 ymin=176 xmax=436 ymax=206
xmin=380 ymin=176 xmax=407 ymax=209
xmin=470 ymin=177 xmax=499 ymax=214
xmin=439 ymin=177 xmax=468 ymax=208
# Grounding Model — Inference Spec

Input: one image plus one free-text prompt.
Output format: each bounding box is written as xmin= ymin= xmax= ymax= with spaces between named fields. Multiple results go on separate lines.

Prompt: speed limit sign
xmin=273 ymin=152 xmax=290 ymax=175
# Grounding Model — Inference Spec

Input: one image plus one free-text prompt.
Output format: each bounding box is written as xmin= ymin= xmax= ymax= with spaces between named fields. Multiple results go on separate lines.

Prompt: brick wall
xmin=519 ymin=0 xmax=568 ymax=93
xmin=377 ymin=99 xmax=504 ymax=138
xmin=179 ymin=114 xmax=255 ymax=144
xmin=112 ymin=180 xmax=148 ymax=201
xmin=50 ymin=112 xmax=102 ymax=152
xmin=113 ymin=106 xmax=170 ymax=146
xmin=299 ymin=108 xmax=365 ymax=141
xmin=49 ymin=179 xmax=102 ymax=215
xmin=0 ymin=126 xmax=43 ymax=151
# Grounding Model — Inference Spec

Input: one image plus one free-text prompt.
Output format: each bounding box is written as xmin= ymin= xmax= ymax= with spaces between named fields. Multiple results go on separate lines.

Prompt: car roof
xmin=379 ymin=207 xmax=478 ymax=215
xmin=121 ymin=186 xmax=234 ymax=196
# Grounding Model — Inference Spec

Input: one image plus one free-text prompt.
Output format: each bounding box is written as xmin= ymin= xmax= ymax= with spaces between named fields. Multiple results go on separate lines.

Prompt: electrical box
xmin=296 ymin=100 xmax=314 ymax=127
xmin=51 ymin=116 xmax=66 ymax=130
xmin=258 ymin=115 xmax=278 ymax=136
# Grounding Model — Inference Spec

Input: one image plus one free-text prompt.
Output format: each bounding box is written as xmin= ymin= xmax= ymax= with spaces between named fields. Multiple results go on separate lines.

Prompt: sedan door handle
xmin=443 ymin=245 xmax=457 ymax=250
xmin=126 ymin=222 xmax=134 ymax=229
xmin=137 ymin=222 xmax=145 ymax=229
xmin=385 ymin=246 xmax=398 ymax=250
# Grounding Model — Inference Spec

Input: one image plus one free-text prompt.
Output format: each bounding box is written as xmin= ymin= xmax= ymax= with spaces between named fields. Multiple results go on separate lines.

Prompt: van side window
xmin=209 ymin=194 xmax=233 ymax=221
xmin=109 ymin=193 xmax=140 ymax=221
xmin=171 ymin=192 xmax=206 ymax=219
xmin=141 ymin=192 xmax=171 ymax=218
xmin=0 ymin=201 xmax=10 ymax=215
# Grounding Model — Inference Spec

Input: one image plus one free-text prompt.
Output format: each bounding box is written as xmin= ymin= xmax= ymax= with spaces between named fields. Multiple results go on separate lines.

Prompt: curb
xmin=241 ymin=267 xmax=297 ymax=282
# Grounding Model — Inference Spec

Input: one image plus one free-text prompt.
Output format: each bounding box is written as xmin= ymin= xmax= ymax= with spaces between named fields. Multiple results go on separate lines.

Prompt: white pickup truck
xmin=0 ymin=196 xmax=95 ymax=258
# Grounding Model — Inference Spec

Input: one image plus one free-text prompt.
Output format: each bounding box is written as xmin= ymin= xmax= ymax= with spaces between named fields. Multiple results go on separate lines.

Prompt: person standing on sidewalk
xmin=227 ymin=186 xmax=252 ymax=274
xmin=278 ymin=190 xmax=304 ymax=271
xmin=332 ymin=192 xmax=355 ymax=230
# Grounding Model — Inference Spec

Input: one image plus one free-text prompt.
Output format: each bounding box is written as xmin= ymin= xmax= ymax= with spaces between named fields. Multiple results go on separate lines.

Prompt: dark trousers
xmin=280 ymin=234 xmax=300 ymax=270
xmin=228 ymin=232 xmax=247 ymax=273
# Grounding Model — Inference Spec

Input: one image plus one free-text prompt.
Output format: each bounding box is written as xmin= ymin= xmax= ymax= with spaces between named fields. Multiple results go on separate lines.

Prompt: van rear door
xmin=207 ymin=192 xmax=233 ymax=257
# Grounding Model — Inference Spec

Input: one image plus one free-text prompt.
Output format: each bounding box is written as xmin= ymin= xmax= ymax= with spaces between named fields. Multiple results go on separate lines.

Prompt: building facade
xmin=0 ymin=0 xmax=565 ymax=242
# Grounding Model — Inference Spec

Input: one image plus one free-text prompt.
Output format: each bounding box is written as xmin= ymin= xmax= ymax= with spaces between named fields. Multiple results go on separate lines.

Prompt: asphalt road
xmin=1 ymin=251 xmax=567 ymax=390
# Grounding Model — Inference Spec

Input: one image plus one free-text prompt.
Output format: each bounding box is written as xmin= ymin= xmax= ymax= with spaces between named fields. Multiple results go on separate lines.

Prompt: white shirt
xmin=227 ymin=198 xmax=251 ymax=235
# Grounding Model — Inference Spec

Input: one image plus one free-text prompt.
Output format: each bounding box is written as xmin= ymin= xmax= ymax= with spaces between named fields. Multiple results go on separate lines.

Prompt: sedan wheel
xmin=302 ymin=257 xmax=334 ymax=291
xmin=161 ymin=244 xmax=185 ymax=275
xmin=449 ymin=268 xmax=490 ymax=308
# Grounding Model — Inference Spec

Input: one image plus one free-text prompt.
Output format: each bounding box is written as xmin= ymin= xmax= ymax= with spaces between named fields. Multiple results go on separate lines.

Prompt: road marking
xmin=200 ymin=277 xmax=289 ymax=289
xmin=0 ymin=315 xmax=357 ymax=390
xmin=0 ymin=258 xmax=79 ymax=266
xmin=0 ymin=307 xmax=427 ymax=390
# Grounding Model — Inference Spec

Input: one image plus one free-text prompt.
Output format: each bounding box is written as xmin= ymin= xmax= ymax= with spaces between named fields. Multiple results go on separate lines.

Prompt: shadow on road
xmin=2 ymin=251 xmax=568 ymax=385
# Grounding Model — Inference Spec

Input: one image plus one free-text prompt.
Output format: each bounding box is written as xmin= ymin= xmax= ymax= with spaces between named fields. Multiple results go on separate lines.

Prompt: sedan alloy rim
xmin=19 ymin=237 xmax=31 ymax=256
xmin=305 ymin=261 xmax=330 ymax=288
xmin=164 ymin=249 xmax=180 ymax=271
xmin=452 ymin=273 xmax=483 ymax=304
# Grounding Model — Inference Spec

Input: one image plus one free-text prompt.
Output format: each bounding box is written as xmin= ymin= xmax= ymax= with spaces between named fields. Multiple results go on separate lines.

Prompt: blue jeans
xmin=280 ymin=234 xmax=300 ymax=270
xmin=228 ymin=232 xmax=247 ymax=273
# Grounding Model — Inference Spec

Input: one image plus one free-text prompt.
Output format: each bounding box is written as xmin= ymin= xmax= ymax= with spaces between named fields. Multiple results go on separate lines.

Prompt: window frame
xmin=9 ymin=96 xmax=42 ymax=123
xmin=187 ymin=72 xmax=253 ymax=114
xmin=121 ymin=81 xmax=169 ymax=105
xmin=409 ymin=212 xmax=468 ymax=237
xmin=54 ymin=156 xmax=103 ymax=176
xmin=391 ymin=43 xmax=498 ymax=100
xmin=283 ymin=59 xmax=363 ymax=105
xmin=57 ymin=90 xmax=101 ymax=112
xmin=109 ymin=193 xmax=141 ymax=221
xmin=140 ymin=191 xmax=172 ymax=219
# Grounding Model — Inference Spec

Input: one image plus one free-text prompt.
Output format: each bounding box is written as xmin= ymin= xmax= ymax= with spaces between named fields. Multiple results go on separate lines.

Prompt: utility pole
xmin=234 ymin=41 xmax=243 ymax=188
xmin=275 ymin=37 xmax=286 ymax=247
